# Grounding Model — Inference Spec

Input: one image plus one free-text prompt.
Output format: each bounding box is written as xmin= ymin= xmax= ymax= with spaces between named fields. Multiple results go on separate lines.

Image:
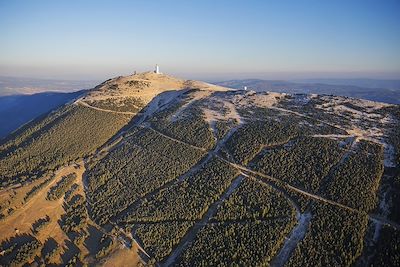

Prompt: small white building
xmin=155 ymin=64 xmax=160 ymax=74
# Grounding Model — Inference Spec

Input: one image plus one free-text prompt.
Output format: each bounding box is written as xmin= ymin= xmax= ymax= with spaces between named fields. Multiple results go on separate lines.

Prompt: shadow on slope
xmin=0 ymin=90 xmax=85 ymax=139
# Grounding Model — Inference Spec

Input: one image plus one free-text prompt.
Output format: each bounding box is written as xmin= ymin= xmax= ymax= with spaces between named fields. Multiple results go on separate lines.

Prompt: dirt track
xmin=0 ymin=162 xmax=85 ymax=244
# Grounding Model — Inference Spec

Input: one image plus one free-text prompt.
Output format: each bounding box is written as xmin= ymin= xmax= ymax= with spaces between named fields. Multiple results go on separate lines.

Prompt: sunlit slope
xmin=0 ymin=104 xmax=131 ymax=187
xmin=79 ymin=71 xmax=228 ymax=112
xmin=0 ymin=72 xmax=229 ymax=188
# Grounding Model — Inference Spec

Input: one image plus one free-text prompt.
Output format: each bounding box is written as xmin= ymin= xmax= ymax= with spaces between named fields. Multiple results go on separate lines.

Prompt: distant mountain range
xmin=292 ymin=78 xmax=400 ymax=90
xmin=0 ymin=76 xmax=98 ymax=96
xmin=215 ymin=79 xmax=400 ymax=104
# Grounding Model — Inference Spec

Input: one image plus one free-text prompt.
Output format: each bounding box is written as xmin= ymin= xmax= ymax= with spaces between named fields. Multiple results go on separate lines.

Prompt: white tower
xmin=155 ymin=64 xmax=160 ymax=74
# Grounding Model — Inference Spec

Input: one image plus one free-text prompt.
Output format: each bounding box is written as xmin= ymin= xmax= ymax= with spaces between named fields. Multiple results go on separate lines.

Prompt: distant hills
xmin=215 ymin=79 xmax=400 ymax=104
xmin=0 ymin=76 xmax=98 ymax=96
xmin=292 ymin=78 xmax=400 ymax=90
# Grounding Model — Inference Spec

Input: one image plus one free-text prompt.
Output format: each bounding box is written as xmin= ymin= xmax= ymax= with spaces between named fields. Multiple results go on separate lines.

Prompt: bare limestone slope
xmin=78 ymin=71 xmax=229 ymax=113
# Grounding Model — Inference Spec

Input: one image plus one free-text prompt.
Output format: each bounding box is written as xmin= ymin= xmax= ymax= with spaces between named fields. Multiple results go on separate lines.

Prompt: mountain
xmin=0 ymin=72 xmax=399 ymax=266
xmin=215 ymin=79 xmax=400 ymax=104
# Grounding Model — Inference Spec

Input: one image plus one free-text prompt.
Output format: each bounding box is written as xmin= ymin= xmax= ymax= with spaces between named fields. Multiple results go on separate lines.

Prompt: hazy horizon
xmin=1 ymin=0 xmax=399 ymax=80
xmin=2 ymin=72 xmax=400 ymax=85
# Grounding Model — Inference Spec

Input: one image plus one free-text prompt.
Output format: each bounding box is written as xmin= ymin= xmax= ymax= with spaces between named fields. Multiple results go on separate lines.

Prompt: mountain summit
xmin=77 ymin=71 xmax=229 ymax=113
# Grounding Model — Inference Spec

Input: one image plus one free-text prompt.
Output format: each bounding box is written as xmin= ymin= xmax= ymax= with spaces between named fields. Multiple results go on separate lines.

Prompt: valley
xmin=0 ymin=72 xmax=399 ymax=266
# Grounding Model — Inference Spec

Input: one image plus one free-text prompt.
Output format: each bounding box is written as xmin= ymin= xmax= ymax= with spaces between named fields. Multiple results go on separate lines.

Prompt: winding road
xmin=75 ymin=99 xmax=137 ymax=115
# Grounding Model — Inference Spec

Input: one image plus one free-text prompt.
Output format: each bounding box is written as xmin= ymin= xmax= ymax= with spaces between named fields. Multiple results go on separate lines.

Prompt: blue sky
xmin=0 ymin=0 xmax=399 ymax=80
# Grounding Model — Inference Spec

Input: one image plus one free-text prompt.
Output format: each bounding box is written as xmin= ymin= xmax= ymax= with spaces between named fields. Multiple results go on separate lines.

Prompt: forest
xmin=61 ymin=194 xmax=88 ymax=233
xmin=86 ymin=127 xmax=206 ymax=224
xmin=150 ymin=103 xmax=216 ymax=150
xmin=224 ymin=120 xmax=297 ymax=164
xmin=286 ymin=202 xmax=368 ymax=267
xmin=251 ymin=136 xmax=346 ymax=193
xmin=46 ymin=173 xmax=77 ymax=200
xmin=0 ymin=104 xmax=131 ymax=187
xmin=323 ymin=140 xmax=384 ymax=212
xmin=277 ymin=96 xmax=352 ymax=128
xmin=175 ymin=220 xmax=294 ymax=266
xmin=135 ymin=221 xmax=194 ymax=263
xmin=122 ymin=157 xmax=239 ymax=222
xmin=84 ymin=96 xmax=145 ymax=113
xmin=211 ymin=178 xmax=296 ymax=222
xmin=0 ymin=236 xmax=42 ymax=267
